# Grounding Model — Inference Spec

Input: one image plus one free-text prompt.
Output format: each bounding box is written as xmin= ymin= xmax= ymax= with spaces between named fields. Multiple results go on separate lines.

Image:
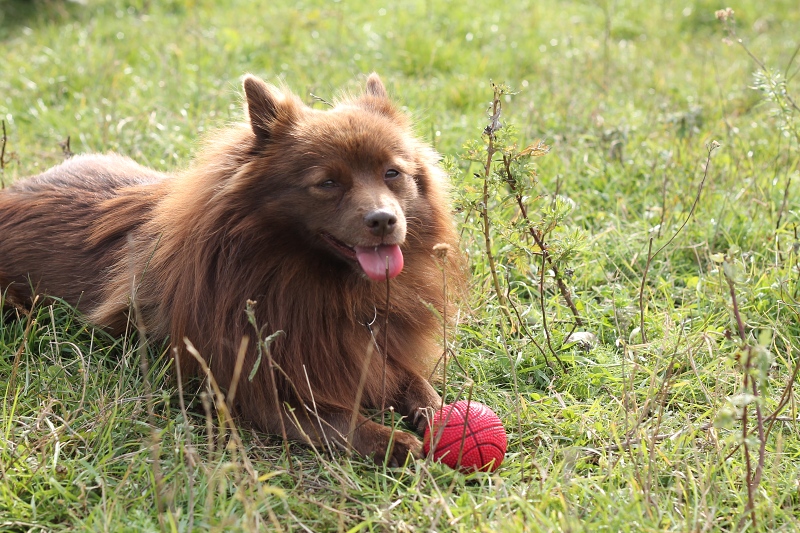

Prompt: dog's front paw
xmin=383 ymin=429 xmax=423 ymax=467
xmin=395 ymin=376 xmax=442 ymax=435
xmin=412 ymin=405 xmax=438 ymax=435
xmin=354 ymin=421 xmax=423 ymax=467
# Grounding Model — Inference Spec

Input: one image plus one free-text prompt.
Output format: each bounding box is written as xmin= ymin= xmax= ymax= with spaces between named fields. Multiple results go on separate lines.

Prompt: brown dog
xmin=0 ymin=74 xmax=463 ymax=465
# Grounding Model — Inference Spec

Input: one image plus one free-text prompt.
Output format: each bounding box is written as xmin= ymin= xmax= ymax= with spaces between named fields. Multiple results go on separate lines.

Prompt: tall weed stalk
xmin=457 ymin=83 xmax=585 ymax=373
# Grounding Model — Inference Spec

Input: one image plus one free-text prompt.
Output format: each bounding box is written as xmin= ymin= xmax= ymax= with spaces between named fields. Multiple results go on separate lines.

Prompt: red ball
xmin=423 ymin=400 xmax=507 ymax=473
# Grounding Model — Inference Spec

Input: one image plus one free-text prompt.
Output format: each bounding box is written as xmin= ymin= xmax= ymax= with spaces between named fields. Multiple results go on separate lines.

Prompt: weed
xmin=2 ymin=1 xmax=800 ymax=531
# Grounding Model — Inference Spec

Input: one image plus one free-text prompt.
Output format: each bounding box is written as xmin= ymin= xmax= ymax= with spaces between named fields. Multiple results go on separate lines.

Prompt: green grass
xmin=2 ymin=0 xmax=800 ymax=531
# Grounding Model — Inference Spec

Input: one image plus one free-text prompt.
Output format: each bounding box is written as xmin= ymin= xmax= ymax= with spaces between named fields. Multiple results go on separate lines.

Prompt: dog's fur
xmin=0 ymin=74 xmax=463 ymax=465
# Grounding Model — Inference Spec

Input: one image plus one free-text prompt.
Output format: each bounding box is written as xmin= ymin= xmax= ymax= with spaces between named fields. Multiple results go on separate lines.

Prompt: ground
xmin=1 ymin=1 xmax=799 ymax=531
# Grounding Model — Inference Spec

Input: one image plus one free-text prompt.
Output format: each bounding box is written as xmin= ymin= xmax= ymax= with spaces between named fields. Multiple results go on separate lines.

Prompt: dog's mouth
xmin=320 ymin=233 xmax=404 ymax=281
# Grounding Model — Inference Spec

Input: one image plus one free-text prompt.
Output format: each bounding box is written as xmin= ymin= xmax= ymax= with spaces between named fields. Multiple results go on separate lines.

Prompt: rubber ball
xmin=423 ymin=400 xmax=507 ymax=473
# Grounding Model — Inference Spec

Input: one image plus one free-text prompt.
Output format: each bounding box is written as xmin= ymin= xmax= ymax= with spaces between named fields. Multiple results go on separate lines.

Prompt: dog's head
xmin=237 ymin=74 xmax=441 ymax=281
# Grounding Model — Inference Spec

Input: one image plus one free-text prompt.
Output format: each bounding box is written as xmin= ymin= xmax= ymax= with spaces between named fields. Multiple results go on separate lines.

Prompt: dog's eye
xmin=384 ymin=169 xmax=400 ymax=180
xmin=318 ymin=179 xmax=338 ymax=188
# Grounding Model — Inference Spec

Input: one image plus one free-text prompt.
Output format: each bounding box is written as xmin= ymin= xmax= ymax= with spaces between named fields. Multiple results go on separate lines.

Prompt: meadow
xmin=2 ymin=0 xmax=800 ymax=531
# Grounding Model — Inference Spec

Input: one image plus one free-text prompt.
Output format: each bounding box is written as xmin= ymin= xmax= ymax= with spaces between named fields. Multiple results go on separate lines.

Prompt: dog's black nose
xmin=365 ymin=209 xmax=397 ymax=236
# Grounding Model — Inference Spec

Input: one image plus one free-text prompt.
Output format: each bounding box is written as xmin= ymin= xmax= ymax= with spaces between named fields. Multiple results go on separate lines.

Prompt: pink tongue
xmin=354 ymin=245 xmax=404 ymax=281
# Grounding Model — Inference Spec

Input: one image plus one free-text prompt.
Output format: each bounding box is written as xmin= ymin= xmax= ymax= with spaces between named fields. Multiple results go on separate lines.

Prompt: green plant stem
xmin=480 ymin=155 xmax=509 ymax=320
xmin=725 ymin=268 xmax=764 ymax=530
xmin=501 ymin=154 xmax=583 ymax=328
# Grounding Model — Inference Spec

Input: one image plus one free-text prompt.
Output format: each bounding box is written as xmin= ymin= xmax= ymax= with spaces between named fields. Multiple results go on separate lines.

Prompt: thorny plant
xmin=455 ymin=83 xmax=585 ymax=373
xmin=718 ymin=7 xmax=800 ymax=237
xmin=714 ymin=252 xmax=770 ymax=531
xmin=716 ymin=7 xmax=800 ymax=530
xmin=1 ymin=120 xmax=10 ymax=189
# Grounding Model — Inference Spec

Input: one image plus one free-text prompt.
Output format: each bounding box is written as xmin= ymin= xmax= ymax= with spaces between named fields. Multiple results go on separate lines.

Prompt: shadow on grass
xmin=0 ymin=0 xmax=84 ymax=40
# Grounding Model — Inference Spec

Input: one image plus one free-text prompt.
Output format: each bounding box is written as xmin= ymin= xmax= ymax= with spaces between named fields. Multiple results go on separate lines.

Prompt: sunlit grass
xmin=2 ymin=0 xmax=800 ymax=531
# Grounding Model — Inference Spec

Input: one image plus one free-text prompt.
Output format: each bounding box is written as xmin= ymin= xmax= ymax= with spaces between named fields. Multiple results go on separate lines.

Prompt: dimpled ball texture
xmin=423 ymin=400 xmax=507 ymax=473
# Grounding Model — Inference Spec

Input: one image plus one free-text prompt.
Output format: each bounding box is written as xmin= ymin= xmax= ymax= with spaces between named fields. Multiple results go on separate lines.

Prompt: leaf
xmin=249 ymin=329 xmax=285 ymax=381
xmin=518 ymin=140 xmax=551 ymax=158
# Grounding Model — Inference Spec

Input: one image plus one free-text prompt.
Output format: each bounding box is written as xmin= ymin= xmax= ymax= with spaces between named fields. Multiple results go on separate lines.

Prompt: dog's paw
xmin=395 ymin=375 xmax=442 ymax=435
xmin=412 ymin=405 xmax=437 ymax=435
xmin=354 ymin=422 xmax=423 ymax=467
xmin=382 ymin=429 xmax=423 ymax=468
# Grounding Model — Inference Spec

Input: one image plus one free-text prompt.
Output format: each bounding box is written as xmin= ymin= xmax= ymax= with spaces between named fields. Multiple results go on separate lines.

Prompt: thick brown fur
xmin=0 ymin=74 xmax=464 ymax=465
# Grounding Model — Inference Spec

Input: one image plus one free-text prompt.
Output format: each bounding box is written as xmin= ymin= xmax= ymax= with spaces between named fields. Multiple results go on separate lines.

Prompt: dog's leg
xmin=393 ymin=371 xmax=442 ymax=435
xmin=267 ymin=405 xmax=424 ymax=467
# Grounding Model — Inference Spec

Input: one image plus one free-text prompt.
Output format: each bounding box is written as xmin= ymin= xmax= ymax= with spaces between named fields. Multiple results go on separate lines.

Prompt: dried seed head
xmin=433 ymin=243 xmax=451 ymax=260
xmin=715 ymin=7 xmax=734 ymax=21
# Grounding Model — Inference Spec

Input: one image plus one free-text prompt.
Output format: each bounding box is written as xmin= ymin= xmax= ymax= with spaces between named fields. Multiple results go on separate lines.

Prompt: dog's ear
xmin=359 ymin=73 xmax=408 ymax=125
xmin=243 ymin=74 xmax=297 ymax=141
xmin=364 ymin=73 xmax=388 ymax=99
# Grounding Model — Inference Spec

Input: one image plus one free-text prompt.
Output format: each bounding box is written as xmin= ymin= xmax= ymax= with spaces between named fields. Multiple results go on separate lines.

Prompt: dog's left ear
xmin=365 ymin=73 xmax=388 ymax=99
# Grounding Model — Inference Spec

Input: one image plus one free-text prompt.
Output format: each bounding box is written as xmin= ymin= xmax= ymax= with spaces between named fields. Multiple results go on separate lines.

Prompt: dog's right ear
xmin=364 ymin=73 xmax=388 ymax=99
xmin=243 ymin=75 xmax=296 ymax=141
